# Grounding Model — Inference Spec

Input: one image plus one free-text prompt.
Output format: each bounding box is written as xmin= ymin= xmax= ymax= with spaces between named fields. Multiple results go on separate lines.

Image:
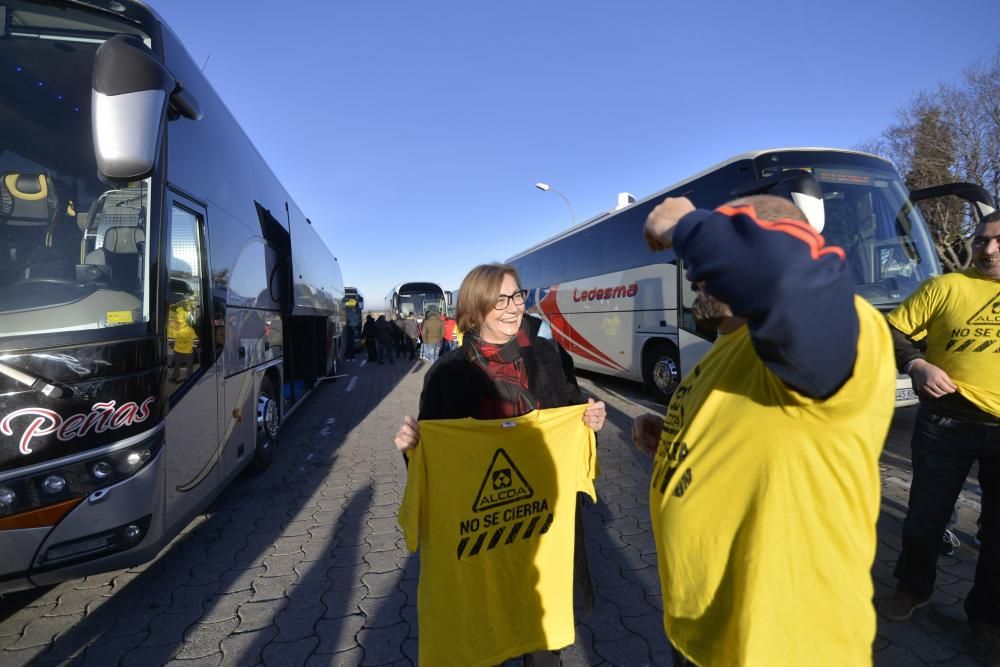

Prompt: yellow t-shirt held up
xmin=398 ymin=405 xmax=597 ymax=667
xmin=888 ymin=267 xmax=1000 ymax=417
xmin=649 ymin=297 xmax=895 ymax=666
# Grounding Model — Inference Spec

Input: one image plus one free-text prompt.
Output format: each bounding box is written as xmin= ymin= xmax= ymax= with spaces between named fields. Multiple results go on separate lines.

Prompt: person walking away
xmin=391 ymin=315 xmax=405 ymax=359
xmin=395 ymin=263 xmax=607 ymax=666
xmin=374 ymin=315 xmax=394 ymax=365
xmin=878 ymin=211 xmax=1000 ymax=664
xmin=632 ymin=195 xmax=895 ymax=665
xmin=402 ymin=312 xmax=419 ymax=360
xmin=441 ymin=312 xmax=458 ymax=355
xmin=421 ymin=307 xmax=445 ymax=363
xmin=362 ymin=314 xmax=377 ymax=362
xmin=344 ymin=321 xmax=356 ymax=360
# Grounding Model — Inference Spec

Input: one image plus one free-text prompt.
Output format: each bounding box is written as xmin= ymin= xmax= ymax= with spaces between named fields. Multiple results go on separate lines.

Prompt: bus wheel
xmin=251 ymin=377 xmax=279 ymax=473
xmin=643 ymin=343 xmax=680 ymax=404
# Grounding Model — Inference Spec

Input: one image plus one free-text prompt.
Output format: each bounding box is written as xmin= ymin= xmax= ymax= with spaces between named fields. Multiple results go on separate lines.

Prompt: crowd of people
xmin=344 ymin=308 xmax=461 ymax=366
xmin=379 ymin=198 xmax=997 ymax=666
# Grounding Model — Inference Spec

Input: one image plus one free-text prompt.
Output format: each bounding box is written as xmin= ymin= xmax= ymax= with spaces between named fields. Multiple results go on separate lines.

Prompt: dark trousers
xmin=377 ymin=340 xmax=394 ymax=364
xmin=169 ymin=351 xmax=193 ymax=382
xmin=894 ymin=407 xmax=999 ymax=626
xmin=405 ymin=337 xmax=417 ymax=360
xmin=365 ymin=340 xmax=377 ymax=362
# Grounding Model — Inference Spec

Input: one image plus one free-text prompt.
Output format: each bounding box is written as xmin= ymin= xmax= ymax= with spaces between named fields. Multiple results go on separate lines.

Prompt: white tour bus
xmin=0 ymin=0 xmax=344 ymax=591
xmin=384 ymin=282 xmax=452 ymax=322
xmin=507 ymin=148 xmax=994 ymax=403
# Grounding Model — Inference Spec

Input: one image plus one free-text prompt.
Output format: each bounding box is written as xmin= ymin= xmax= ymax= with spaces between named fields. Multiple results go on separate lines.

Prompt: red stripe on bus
xmin=546 ymin=324 xmax=620 ymax=370
xmin=539 ymin=289 xmax=625 ymax=371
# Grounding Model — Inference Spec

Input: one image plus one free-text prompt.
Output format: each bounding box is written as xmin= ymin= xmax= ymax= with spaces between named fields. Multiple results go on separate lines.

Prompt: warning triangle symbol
xmin=966 ymin=290 xmax=1000 ymax=326
xmin=472 ymin=448 xmax=534 ymax=513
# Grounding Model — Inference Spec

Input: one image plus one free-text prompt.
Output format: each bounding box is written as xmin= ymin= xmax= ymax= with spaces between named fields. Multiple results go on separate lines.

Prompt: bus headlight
xmin=42 ymin=475 xmax=67 ymax=495
xmin=0 ymin=487 xmax=15 ymax=513
xmin=125 ymin=451 xmax=144 ymax=469
xmin=91 ymin=461 xmax=113 ymax=480
xmin=0 ymin=431 xmax=163 ymax=522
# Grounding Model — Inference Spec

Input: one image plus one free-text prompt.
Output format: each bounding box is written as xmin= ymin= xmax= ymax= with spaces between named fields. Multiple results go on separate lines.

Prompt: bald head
xmin=727 ymin=194 xmax=809 ymax=224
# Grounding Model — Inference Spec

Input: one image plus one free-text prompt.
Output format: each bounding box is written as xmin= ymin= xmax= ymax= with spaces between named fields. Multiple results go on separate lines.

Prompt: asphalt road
xmin=0 ymin=358 xmax=986 ymax=666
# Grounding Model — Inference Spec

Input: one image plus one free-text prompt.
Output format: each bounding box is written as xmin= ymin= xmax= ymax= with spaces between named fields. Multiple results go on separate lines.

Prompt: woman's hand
xmin=632 ymin=413 xmax=662 ymax=457
xmin=583 ymin=398 xmax=606 ymax=432
xmin=394 ymin=415 xmax=420 ymax=452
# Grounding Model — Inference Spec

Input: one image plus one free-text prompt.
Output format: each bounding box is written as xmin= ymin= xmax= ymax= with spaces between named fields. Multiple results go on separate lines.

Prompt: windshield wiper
xmin=0 ymin=361 xmax=73 ymax=399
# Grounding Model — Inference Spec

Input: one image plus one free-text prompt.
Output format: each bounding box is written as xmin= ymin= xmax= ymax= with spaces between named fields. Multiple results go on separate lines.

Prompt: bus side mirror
xmin=92 ymin=35 xmax=202 ymax=182
xmin=909 ymin=183 xmax=996 ymax=220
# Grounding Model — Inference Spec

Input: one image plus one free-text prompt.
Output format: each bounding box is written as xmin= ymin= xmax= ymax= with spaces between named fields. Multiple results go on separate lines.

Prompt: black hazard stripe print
xmin=456 ymin=513 xmax=555 ymax=559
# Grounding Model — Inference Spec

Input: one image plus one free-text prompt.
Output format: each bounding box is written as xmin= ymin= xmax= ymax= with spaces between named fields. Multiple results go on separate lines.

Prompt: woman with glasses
xmin=395 ymin=262 xmax=606 ymax=666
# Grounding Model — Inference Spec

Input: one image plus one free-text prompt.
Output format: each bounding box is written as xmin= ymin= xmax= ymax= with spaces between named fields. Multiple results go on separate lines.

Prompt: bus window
xmin=818 ymin=171 xmax=936 ymax=305
xmin=167 ymin=205 xmax=207 ymax=392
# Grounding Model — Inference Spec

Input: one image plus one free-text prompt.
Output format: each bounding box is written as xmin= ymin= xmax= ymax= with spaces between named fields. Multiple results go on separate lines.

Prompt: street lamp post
xmin=534 ymin=182 xmax=576 ymax=227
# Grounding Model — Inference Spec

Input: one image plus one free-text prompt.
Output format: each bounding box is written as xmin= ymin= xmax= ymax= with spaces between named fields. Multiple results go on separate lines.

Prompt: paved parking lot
xmin=0 ymin=357 xmax=987 ymax=666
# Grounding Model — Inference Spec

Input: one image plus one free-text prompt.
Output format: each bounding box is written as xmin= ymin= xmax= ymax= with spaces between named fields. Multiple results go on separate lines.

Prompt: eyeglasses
xmin=494 ymin=289 xmax=527 ymax=310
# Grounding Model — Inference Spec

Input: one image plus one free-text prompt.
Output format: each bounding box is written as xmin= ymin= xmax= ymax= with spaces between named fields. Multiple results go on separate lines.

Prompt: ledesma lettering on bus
xmin=571 ymin=283 xmax=638 ymax=302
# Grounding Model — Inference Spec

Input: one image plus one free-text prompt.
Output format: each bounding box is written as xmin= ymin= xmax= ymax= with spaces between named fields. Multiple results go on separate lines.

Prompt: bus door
xmin=163 ymin=195 xmax=221 ymax=526
xmin=676 ymin=260 xmax=715 ymax=377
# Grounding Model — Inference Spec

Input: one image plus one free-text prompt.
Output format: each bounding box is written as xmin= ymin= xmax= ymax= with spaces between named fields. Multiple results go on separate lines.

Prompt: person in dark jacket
xmin=394 ymin=263 xmax=606 ymax=666
xmin=361 ymin=314 xmax=377 ymax=362
xmin=374 ymin=315 xmax=394 ymax=365
xmin=344 ymin=322 xmax=356 ymax=360
xmin=402 ymin=312 xmax=420 ymax=361
xmin=392 ymin=315 xmax=406 ymax=359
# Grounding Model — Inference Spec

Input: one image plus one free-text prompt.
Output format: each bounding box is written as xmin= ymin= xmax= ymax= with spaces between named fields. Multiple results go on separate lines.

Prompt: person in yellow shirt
xmin=879 ymin=211 xmax=1000 ymax=663
xmin=395 ymin=263 xmax=607 ymax=666
xmin=167 ymin=303 xmax=197 ymax=383
xmin=633 ymin=194 xmax=895 ymax=665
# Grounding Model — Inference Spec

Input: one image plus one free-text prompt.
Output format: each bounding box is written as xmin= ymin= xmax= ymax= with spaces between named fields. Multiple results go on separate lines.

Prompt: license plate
xmin=896 ymin=388 xmax=917 ymax=402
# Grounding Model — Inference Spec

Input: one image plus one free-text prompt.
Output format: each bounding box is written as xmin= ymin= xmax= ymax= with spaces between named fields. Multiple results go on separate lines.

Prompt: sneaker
xmin=971 ymin=622 xmax=1000 ymax=666
xmin=878 ymin=591 xmax=930 ymax=622
xmin=940 ymin=529 xmax=960 ymax=556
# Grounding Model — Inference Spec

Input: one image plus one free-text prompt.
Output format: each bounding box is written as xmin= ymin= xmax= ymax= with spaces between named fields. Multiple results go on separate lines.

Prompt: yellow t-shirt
xmin=888 ymin=267 xmax=1000 ymax=416
xmin=167 ymin=320 xmax=195 ymax=354
xmin=398 ymin=405 xmax=598 ymax=667
xmin=649 ymin=297 xmax=895 ymax=666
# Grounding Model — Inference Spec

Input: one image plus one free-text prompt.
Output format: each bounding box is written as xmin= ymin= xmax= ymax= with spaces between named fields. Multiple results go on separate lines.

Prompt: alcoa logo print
xmin=1 ymin=397 xmax=155 ymax=455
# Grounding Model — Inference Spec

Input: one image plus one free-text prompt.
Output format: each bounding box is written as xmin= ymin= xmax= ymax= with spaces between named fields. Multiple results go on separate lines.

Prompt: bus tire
xmin=643 ymin=342 xmax=680 ymax=404
xmin=250 ymin=376 xmax=279 ymax=473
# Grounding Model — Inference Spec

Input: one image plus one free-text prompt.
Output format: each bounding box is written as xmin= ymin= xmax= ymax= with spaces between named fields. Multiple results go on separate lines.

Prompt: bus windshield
xmin=799 ymin=164 xmax=939 ymax=308
xmin=398 ymin=284 xmax=446 ymax=319
xmin=0 ymin=1 xmax=153 ymax=338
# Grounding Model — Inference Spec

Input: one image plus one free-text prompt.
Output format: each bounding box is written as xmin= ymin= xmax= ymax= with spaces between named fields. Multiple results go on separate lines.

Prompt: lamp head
xmin=534 ymin=182 xmax=550 ymax=192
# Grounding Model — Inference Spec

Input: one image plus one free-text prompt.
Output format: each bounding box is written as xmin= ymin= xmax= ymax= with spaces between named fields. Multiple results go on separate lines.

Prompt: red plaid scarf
xmin=464 ymin=325 xmax=539 ymax=419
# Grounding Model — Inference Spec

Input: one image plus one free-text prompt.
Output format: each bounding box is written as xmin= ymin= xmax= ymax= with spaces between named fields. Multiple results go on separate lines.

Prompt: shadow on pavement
xmin=0 ymin=360 xmax=415 ymax=665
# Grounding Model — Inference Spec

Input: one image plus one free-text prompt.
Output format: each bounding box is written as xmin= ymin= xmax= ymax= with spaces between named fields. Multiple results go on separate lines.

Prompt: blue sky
xmin=144 ymin=0 xmax=1000 ymax=306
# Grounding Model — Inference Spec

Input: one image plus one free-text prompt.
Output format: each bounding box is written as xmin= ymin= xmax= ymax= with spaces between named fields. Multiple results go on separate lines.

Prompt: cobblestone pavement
xmin=0 ymin=358 xmax=987 ymax=666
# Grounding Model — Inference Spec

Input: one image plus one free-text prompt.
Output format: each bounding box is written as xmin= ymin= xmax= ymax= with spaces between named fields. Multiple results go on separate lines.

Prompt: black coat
xmin=418 ymin=317 xmax=584 ymax=420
